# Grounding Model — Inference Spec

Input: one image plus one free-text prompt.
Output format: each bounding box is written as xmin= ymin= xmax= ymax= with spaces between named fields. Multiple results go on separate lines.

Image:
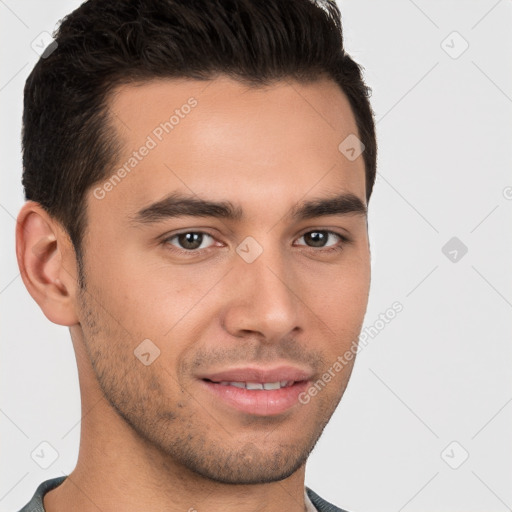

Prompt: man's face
xmin=75 ymin=76 xmax=370 ymax=484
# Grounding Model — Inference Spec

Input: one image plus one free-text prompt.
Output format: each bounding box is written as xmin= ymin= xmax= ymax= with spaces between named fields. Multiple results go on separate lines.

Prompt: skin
xmin=16 ymin=75 xmax=371 ymax=512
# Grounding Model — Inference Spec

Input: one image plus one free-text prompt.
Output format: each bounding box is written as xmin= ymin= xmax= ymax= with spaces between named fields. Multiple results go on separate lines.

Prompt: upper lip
xmin=197 ymin=365 xmax=314 ymax=383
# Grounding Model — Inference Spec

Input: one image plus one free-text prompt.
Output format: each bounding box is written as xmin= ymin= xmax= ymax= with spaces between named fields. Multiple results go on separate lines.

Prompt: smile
xmin=208 ymin=380 xmax=296 ymax=390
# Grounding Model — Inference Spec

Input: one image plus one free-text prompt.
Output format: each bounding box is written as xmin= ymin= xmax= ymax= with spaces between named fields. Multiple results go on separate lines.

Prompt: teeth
xmin=246 ymin=382 xmax=264 ymax=390
xmin=216 ymin=381 xmax=294 ymax=390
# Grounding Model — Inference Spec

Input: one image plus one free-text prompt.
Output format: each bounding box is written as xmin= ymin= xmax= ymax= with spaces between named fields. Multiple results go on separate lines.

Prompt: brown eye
xmin=297 ymin=231 xmax=341 ymax=248
xmin=166 ymin=232 xmax=215 ymax=251
xmin=304 ymin=231 xmax=328 ymax=247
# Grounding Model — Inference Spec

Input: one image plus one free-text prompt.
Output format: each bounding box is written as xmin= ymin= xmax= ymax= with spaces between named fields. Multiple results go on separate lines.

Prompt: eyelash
xmin=162 ymin=230 xmax=351 ymax=256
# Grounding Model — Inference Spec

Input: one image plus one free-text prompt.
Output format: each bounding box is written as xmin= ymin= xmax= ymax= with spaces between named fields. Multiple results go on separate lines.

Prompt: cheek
xmin=296 ymin=259 xmax=370 ymax=346
xmin=300 ymin=255 xmax=370 ymax=310
xmin=80 ymin=246 xmax=166 ymax=343
xmin=85 ymin=254 xmax=222 ymax=354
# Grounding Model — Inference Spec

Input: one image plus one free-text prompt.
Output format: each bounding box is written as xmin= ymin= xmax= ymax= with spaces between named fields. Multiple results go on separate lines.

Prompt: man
xmin=15 ymin=0 xmax=376 ymax=510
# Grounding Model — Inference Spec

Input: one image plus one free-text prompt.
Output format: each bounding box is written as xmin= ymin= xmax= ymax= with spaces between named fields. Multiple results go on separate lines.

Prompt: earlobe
xmin=15 ymin=201 xmax=80 ymax=326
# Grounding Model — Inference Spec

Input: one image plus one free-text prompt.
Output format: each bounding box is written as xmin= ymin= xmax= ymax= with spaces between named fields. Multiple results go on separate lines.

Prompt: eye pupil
xmin=178 ymin=232 xmax=203 ymax=250
xmin=305 ymin=231 xmax=327 ymax=247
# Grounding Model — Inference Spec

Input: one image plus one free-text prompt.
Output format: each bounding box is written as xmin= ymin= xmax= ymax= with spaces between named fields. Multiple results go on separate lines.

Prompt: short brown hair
xmin=22 ymin=0 xmax=377 ymax=279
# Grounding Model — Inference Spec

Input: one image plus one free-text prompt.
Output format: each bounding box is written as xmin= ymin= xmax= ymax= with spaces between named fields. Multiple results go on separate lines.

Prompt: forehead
xmin=93 ymin=76 xmax=366 ymax=221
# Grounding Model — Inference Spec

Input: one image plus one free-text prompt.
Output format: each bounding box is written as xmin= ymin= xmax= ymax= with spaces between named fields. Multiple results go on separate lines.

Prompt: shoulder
xmin=17 ymin=476 xmax=67 ymax=512
xmin=306 ymin=486 xmax=352 ymax=512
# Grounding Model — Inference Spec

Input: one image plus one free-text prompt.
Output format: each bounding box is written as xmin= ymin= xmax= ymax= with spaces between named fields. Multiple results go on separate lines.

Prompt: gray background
xmin=1 ymin=1 xmax=511 ymax=511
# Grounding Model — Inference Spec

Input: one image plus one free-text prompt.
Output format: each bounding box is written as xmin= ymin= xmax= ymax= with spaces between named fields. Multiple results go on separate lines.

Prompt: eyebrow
xmin=130 ymin=191 xmax=367 ymax=225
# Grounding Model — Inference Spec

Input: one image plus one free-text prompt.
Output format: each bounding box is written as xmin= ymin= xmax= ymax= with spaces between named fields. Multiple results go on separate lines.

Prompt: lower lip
xmin=200 ymin=380 xmax=310 ymax=416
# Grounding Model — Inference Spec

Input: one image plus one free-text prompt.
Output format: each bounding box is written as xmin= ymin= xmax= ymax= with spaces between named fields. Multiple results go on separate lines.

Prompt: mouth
xmin=203 ymin=379 xmax=297 ymax=390
xmin=197 ymin=366 xmax=313 ymax=416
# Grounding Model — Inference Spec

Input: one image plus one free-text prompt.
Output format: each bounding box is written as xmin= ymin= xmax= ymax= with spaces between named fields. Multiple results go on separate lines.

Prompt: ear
xmin=16 ymin=201 xmax=80 ymax=326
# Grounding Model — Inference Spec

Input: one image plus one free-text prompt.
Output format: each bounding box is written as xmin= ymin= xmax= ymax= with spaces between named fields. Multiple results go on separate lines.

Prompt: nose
xmin=221 ymin=247 xmax=301 ymax=342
